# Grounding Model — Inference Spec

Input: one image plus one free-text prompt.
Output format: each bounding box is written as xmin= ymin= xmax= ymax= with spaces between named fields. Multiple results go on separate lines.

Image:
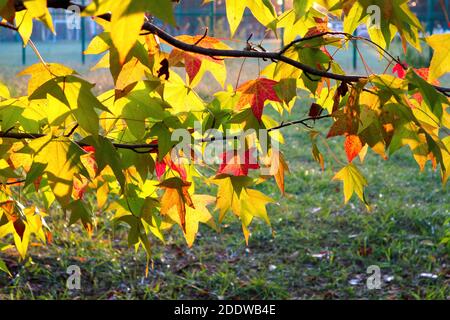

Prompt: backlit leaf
xmin=235 ymin=78 xmax=281 ymax=121
xmin=333 ymin=163 xmax=368 ymax=205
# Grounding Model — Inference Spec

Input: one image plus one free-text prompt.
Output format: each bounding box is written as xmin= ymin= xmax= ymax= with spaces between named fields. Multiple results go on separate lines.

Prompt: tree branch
xmin=6 ymin=1 xmax=449 ymax=93
xmin=0 ymin=113 xmax=329 ymax=152
xmin=0 ymin=131 xmax=159 ymax=152
xmin=0 ymin=179 xmax=26 ymax=186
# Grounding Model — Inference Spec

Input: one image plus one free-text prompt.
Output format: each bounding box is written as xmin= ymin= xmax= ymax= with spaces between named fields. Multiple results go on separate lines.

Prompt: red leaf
xmin=217 ymin=148 xmax=260 ymax=176
xmin=415 ymin=67 xmax=430 ymax=80
xmin=392 ymin=62 xmax=407 ymax=79
xmin=155 ymin=154 xmax=187 ymax=181
xmin=236 ymin=78 xmax=281 ymax=121
xmin=344 ymin=135 xmax=363 ymax=163
xmin=184 ymin=54 xmax=202 ymax=84
xmin=155 ymin=160 xmax=167 ymax=179
xmin=82 ymin=146 xmax=96 ymax=154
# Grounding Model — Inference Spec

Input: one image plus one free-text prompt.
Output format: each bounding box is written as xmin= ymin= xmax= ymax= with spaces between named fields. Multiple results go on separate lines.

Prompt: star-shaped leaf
xmin=159 ymin=177 xmax=194 ymax=233
xmin=235 ymin=78 xmax=281 ymax=121
xmin=83 ymin=0 xmax=175 ymax=64
xmin=344 ymin=134 xmax=363 ymax=163
xmin=426 ymin=34 xmax=450 ymax=82
xmin=162 ymin=194 xmax=218 ymax=247
xmin=333 ymin=164 xmax=368 ymax=205
xmin=169 ymin=35 xmax=231 ymax=87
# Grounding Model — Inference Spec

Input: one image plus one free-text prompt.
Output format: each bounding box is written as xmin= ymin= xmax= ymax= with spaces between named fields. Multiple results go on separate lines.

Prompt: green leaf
xmin=24 ymin=162 xmax=47 ymax=189
xmin=150 ymin=122 xmax=175 ymax=161
xmin=68 ymin=200 xmax=94 ymax=235
xmin=115 ymin=214 xmax=144 ymax=248
xmin=405 ymin=69 xmax=448 ymax=120
xmin=274 ymin=78 xmax=297 ymax=105
xmin=82 ymin=136 xmax=126 ymax=191
xmin=0 ymin=258 xmax=11 ymax=276
xmin=112 ymin=82 xmax=167 ymax=140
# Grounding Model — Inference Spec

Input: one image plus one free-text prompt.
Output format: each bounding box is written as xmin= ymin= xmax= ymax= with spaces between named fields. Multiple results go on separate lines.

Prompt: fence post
xmin=280 ymin=0 xmax=285 ymax=48
xmin=352 ymin=29 xmax=358 ymax=70
xmin=209 ymin=1 xmax=215 ymax=36
xmin=446 ymin=0 xmax=449 ymax=30
xmin=22 ymin=45 xmax=26 ymax=65
xmin=427 ymin=0 xmax=433 ymax=62
xmin=81 ymin=0 xmax=86 ymax=64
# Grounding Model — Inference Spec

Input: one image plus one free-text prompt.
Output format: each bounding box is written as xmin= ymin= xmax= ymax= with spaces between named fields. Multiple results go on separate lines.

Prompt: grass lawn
xmin=0 ymin=39 xmax=449 ymax=300
xmin=0 ymin=105 xmax=448 ymax=299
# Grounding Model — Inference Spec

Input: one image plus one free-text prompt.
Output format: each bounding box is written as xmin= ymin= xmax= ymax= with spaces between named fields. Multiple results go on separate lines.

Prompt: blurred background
xmin=0 ymin=0 xmax=449 ymax=67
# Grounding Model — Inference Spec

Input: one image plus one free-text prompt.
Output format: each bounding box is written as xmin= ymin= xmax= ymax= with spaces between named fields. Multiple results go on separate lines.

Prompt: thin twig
xmin=0 ymin=113 xmax=332 ymax=153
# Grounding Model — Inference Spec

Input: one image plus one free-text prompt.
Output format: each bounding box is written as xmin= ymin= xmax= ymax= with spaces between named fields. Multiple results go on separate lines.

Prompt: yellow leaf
xmin=164 ymin=194 xmax=217 ymax=247
xmin=246 ymin=0 xmax=277 ymax=31
xmin=110 ymin=0 xmax=145 ymax=64
xmin=18 ymin=63 xmax=74 ymax=96
xmin=23 ymin=0 xmax=54 ymax=33
xmin=159 ymin=178 xmax=194 ymax=233
xmin=333 ymin=164 xmax=368 ymax=204
xmin=0 ymin=81 xmax=10 ymax=99
xmin=261 ymin=149 xmax=289 ymax=195
xmin=426 ymin=34 xmax=450 ymax=82
xmin=226 ymin=0 xmax=246 ymax=37
xmin=163 ymin=72 xmax=205 ymax=114
xmin=25 ymin=136 xmax=84 ymax=205
xmin=15 ymin=9 xmax=33 ymax=45
xmin=213 ymin=176 xmax=273 ymax=243
xmin=115 ymin=56 xmax=149 ymax=90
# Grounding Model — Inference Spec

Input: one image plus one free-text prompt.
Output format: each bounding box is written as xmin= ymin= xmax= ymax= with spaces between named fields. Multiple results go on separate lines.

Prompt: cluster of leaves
xmin=0 ymin=0 xmax=449 ymax=274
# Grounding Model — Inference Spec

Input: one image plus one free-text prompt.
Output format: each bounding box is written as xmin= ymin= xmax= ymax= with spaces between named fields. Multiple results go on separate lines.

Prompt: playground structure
xmin=0 ymin=0 xmax=449 ymax=66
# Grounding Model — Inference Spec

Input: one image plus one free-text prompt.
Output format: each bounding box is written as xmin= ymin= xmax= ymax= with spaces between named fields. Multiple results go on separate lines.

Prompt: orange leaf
xmin=159 ymin=178 xmax=194 ymax=233
xmin=304 ymin=17 xmax=329 ymax=38
xmin=345 ymin=135 xmax=363 ymax=163
xmin=169 ymin=35 xmax=230 ymax=85
xmin=265 ymin=150 xmax=289 ymax=195
xmin=235 ymin=78 xmax=281 ymax=121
